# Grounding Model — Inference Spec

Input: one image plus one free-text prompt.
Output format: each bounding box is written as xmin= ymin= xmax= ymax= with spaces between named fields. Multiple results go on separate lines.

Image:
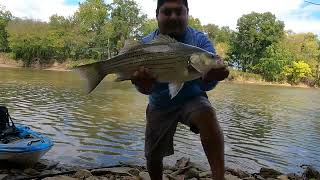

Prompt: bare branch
xmin=304 ymin=0 xmax=320 ymax=5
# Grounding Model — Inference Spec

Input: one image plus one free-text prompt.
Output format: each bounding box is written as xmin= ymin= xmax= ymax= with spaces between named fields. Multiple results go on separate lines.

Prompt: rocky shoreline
xmin=0 ymin=158 xmax=319 ymax=180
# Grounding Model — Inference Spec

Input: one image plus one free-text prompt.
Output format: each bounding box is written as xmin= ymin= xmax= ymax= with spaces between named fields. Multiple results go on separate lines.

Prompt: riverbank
xmin=0 ymin=158 xmax=319 ymax=180
xmin=0 ymin=59 xmax=317 ymax=89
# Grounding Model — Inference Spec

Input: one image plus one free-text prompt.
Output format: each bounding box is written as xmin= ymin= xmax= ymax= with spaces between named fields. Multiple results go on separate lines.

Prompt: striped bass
xmin=74 ymin=34 xmax=225 ymax=99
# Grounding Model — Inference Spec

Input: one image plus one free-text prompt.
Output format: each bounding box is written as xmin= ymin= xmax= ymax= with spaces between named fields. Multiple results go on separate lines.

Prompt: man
xmin=131 ymin=0 xmax=229 ymax=179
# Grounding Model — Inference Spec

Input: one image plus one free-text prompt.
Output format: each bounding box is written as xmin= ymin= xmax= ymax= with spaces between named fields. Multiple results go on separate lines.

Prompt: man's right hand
xmin=131 ymin=66 xmax=157 ymax=95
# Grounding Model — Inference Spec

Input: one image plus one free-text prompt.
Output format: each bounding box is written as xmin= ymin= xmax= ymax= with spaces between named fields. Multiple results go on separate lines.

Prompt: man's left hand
xmin=202 ymin=66 xmax=229 ymax=83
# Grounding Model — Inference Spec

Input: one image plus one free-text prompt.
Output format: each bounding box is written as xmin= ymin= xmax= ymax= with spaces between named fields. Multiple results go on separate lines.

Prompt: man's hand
xmin=131 ymin=66 xmax=157 ymax=95
xmin=202 ymin=66 xmax=229 ymax=83
xmin=202 ymin=55 xmax=229 ymax=83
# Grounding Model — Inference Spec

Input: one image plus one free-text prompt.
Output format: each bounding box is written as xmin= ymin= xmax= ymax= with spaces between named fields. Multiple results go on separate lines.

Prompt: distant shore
xmin=0 ymin=59 xmax=316 ymax=89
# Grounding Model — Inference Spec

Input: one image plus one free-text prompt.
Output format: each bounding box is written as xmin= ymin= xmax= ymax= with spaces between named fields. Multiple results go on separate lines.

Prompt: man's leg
xmin=190 ymin=108 xmax=225 ymax=180
xmin=146 ymin=158 xmax=163 ymax=180
xmin=145 ymin=104 xmax=180 ymax=180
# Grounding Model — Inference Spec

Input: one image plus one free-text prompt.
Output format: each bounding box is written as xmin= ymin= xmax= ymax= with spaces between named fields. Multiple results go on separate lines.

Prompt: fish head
xmin=188 ymin=52 xmax=225 ymax=74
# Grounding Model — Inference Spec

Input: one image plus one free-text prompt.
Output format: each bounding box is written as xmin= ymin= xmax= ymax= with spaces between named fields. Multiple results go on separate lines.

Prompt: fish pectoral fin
xmin=119 ymin=39 xmax=142 ymax=54
xmin=150 ymin=34 xmax=177 ymax=44
xmin=190 ymin=54 xmax=211 ymax=74
xmin=168 ymin=82 xmax=184 ymax=99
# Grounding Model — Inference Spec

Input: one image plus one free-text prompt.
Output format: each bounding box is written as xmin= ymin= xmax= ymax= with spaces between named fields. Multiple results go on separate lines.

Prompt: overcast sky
xmin=0 ymin=0 xmax=319 ymax=35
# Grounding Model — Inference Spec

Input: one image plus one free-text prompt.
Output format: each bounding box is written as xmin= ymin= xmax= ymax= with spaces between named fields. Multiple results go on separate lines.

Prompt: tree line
xmin=0 ymin=0 xmax=319 ymax=86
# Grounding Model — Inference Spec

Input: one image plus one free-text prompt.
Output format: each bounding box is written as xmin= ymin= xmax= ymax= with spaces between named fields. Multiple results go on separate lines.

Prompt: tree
xmin=141 ymin=18 xmax=157 ymax=36
xmin=215 ymin=26 xmax=234 ymax=44
xmin=255 ymin=42 xmax=293 ymax=81
xmin=282 ymin=61 xmax=312 ymax=84
xmin=109 ymin=0 xmax=147 ymax=54
xmin=229 ymin=12 xmax=285 ymax=72
xmin=281 ymin=32 xmax=320 ymax=85
xmin=0 ymin=6 xmax=12 ymax=52
xmin=202 ymin=24 xmax=219 ymax=42
xmin=188 ymin=16 xmax=203 ymax=31
xmin=73 ymin=0 xmax=109 ymax=33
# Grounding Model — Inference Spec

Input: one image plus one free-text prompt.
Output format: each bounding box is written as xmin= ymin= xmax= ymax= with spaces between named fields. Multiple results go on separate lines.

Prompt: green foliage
xmin=8 ymin=19 xmax=54 ymax=66
xmin=215 ymin=26 xmax=234 ymax=44
xmin=254 ymin=42 xmax=293 ymax=81
xmin=141 ymin=18 xmax=157 ymax=36
xmin=230 ymin=12 xmax=285 ymax=72
xmin=282 ymin=61 xmax=312 ymax=84
xmin=0 ymin=6 xmax=12 ymax=52
xmin=74 ymin=0 xmax=109 ymax=33
xmin=228 ymin=69 xmax=263 ymax=82
xmin=202 ymin=24 xmax=219 ymax=42
xmin=188 ymin=16 xmax=203 ymax=31
xmin=215 ymin=42 xmax=230 ymax=60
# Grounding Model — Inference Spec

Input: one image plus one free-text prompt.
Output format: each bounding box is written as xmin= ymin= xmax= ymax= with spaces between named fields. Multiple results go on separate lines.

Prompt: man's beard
xmin=161 ymin=20 xmax=186 ymax=38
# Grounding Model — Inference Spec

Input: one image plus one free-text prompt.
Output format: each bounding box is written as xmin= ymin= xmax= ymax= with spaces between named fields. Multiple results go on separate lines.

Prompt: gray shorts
xmin=145 ymin=96 xmax=215 ymax=160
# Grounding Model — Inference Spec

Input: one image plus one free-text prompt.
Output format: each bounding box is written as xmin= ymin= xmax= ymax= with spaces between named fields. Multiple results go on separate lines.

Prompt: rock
xmin=121 ymin=177 xmax=138 ymax=180
xmin=175 ymin=175 xmax=185 ymax=179
xmin=163 ymin=174 xmax=169 ymax=180
xmin=128 ymin=168 xmax=140 ymax=176
xmin=10 ymin=169 xmax=23 ymax=175
xmin=175 ymin=157 xmax=190 ymax=169
xmin=0 ymin=170 xmax=8 ymax=174
xmin=35 ymin=159 xmax=59 ymax=170
xmin=301 ymin=165 xmax=320 ymax=179
xmin=138 ymin=172 xmax=168 ymax=180
xmin=185 ymin=168 xmax=199 ymax=178
xmin=40 ymin=169 xmax=62 ymax=176
xmin=0 ymin=174 xmax=8 ymax=180
xmin=85 ymin=176 xmax=100 ymax=180
xmin=226 ymin=167 xmax=251 ymax=178
xmin=43 ymin=175 xmax=78 ymax=180
xmin=253 ymin=173 xmax=266 ymax=180
xmin=163 ymin=169 xmax=173 ymax=174
xmin=242 ymin=177 xmax=255 ymax=180
xmin=199 ymin=171 xmax=212 ymax=178
xmin=73 ymin=169 xmax=92 ymax=179
xmin=187 ymin=162 xmax=207 ymax=172
xmin=23 ymin=168 xmax=40 ymax=176
xmin=277 ymin=175 xmax=289 ymax=180
xmin=286 ymin=173 xmax=302 ymax=180
xmin=259 ymin=167 xmax=282 ymax=179
xmin=225 ymin=174 xmax=242 ymax=180
xmin=91 ymin=167 xmax=133 ymax=176
xmin=139 ymin=172 xmax=151 ymax=180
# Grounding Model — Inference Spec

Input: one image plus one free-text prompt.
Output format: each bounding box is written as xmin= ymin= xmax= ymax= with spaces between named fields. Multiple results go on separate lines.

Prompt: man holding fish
xmin=132 ymin=0 xmax=229 ymax=179
xmin=75 ymin=0 xmax=229 ymax=179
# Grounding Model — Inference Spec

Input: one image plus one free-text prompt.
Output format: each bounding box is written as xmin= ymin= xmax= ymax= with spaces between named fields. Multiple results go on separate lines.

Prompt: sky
xmin=0 ymin=0 xmax=319 ymax=36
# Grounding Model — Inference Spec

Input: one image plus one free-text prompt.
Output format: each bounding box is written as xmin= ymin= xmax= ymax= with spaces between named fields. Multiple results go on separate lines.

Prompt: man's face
xmin=157 ymin=1 xmax=188 ymax=37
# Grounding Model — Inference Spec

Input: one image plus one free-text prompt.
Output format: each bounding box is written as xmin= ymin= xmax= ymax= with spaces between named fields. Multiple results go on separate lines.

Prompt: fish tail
xmin=73 ymin=62 xmax=110 ymax=94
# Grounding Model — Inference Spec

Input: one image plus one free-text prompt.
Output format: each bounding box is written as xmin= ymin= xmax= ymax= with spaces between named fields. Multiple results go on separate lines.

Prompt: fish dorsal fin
xmin=119 ymin=39 xmax=142 ymax=54
xmin=150 ymin=34 xmax=177 ymax=44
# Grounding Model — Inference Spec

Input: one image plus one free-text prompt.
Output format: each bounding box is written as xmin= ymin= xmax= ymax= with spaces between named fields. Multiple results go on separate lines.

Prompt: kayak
xmin=0 ymin=124 xmax=53 ymax=165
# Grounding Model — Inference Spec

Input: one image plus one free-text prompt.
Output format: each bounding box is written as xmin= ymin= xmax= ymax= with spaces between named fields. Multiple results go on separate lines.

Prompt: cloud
xmin=0 ymin=0 xmax=78 ymax=21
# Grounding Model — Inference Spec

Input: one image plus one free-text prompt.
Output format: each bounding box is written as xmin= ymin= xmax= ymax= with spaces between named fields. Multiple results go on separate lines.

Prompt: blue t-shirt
xmin=140 ymin=26 xmax=218 ymax=108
